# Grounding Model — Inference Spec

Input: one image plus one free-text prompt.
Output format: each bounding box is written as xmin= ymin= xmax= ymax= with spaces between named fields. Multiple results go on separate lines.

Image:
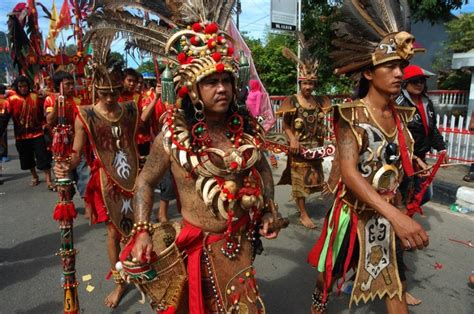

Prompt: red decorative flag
xmin=56 ymin=0 xmax=72 ymax=30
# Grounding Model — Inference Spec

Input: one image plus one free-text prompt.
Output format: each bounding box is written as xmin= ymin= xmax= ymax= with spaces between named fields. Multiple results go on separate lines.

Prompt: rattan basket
xmin=124 ymin=221 xmax=187 ymax=311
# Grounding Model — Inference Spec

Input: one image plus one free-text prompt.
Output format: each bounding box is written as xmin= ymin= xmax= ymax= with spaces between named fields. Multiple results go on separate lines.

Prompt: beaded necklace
xmin=163 ymin=108 xmax=266 ymax=258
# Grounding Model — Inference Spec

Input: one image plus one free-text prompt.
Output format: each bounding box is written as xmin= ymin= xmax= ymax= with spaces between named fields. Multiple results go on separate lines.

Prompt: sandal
xmin=48 ymin=184 xmax=57 ymax=192
xmin=30 ymin=177 xmax=40 ymax=187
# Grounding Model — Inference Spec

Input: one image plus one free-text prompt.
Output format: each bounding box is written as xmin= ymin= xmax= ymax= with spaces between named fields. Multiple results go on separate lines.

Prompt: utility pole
xmin=236 ymin=0 xmax=242 ymax=30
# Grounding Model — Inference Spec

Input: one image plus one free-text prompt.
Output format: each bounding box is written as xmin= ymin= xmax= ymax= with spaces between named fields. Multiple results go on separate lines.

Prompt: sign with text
xmin=271 ymin=0 xmax=297 ymax=31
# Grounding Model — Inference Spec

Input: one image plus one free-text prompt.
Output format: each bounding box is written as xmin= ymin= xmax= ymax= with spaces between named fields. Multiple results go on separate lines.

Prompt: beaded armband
xmin=311 ymin=288 xmax=328 ymax=312
xmin=111 ymin=268 xmax=125 ymax=284
xmin=130 ymin=221 xmax=154 ymax=236
xmin=263 ymin=200 xmax=278 ymax=214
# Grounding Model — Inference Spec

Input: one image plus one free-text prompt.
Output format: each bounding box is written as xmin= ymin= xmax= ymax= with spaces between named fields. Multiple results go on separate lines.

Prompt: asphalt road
xmin=0 ymin=147 xmax=473 ymax=313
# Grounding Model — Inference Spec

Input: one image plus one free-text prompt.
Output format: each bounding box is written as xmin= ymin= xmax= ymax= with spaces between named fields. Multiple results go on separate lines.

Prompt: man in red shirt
xmin=3 ymin=76 xmax=54 ymax=189
xmin=0 ymin=84 xmax=10 ymax=163
xmin=44 ymin=71 xmax=82 ymax=128
xmin=44 ymin=71 xmax=91 ymax=201
xmin=118 ymin=68 xmax=152 ymax=166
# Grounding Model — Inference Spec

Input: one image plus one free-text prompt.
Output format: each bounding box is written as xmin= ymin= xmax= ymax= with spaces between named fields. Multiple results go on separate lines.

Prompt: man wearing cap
xmin=396 ymin=64 xmax=448 ymax=204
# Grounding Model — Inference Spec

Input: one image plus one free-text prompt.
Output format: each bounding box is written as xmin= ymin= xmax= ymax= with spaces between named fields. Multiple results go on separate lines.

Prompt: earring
xmin=230 ymin=95 xmax=238 ymax=112
xmin=194 ymin=100 xmax=205 ymax=122
xmin=192 ymin=100 xmax=210 ymax=150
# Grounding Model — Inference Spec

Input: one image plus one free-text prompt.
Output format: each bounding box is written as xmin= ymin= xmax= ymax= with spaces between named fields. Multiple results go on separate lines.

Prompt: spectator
xmin=2 ymin=76 xmax=54 ymax=190
xmin=397 ymin=64 xmax=448 ymax=204
xmin=0 ymin=84 xmax=9 ymax=162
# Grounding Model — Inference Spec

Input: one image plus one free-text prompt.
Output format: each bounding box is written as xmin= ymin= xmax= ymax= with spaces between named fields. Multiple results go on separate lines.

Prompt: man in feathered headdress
xmin=54 ymin=55 xmax=140 ymax=308
xmin=307 ymin=1 xmax=430 ymax=312
xmin=82 ymin=1 xmax=286 ymax=312
xmin=277 ymin=34 xmax=332 ymax=229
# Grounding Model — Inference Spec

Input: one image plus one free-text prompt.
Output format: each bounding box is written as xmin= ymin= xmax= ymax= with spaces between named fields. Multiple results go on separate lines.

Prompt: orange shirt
xmin=44 ymin=94 xmax=82 ymax=127
xmin=0 ymin=97 xmax=7 ymax=115
xmin=6 ymin=93 xmax=44 ymax=140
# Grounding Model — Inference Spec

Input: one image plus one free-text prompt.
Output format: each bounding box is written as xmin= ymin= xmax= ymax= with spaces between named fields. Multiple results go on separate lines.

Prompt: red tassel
xmin=105 ymin=270 xmax=112 ymax=280
xmin=52 ymin=202 xmax=77 ymax=221
xmin=52 ymin=126 xmax=73 ymax=157
xmin=336 ymin=210 xmax=358 ymax=293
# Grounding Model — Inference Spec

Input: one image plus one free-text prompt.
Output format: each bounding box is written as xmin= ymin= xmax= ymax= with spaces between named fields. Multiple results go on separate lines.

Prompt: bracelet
xmin=130 ymin=221 xmax=154 ymax=236
xmin=263 ymin=200 xmax=278 ymax=214
xmin=311 ymin=288 xmax=328 ymax=312
xmin=111 ymin=268 xmax=125 ymax=284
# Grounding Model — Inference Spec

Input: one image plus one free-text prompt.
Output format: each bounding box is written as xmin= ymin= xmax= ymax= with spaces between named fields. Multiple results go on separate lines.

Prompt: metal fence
xmin=269 ymin=93 xmax=473 ymax=163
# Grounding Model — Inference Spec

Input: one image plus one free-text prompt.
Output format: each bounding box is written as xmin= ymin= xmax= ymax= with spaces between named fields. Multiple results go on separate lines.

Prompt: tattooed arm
xmin=280 ymin=97 xmax=299 ymax=154
xmin=254 ymin=155 xmax=280 ymax=239
xmin=132 ymin=133 xmax=171 ymax=261
xmin=337 ymin=118 xmax=428 ymax=250
xmin=255 ymin=155 xmax=274 ymax=202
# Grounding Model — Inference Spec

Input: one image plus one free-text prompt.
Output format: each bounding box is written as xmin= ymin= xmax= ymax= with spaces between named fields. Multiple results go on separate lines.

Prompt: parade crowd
xmin=0 ymin=0 xmax=461 ymax=313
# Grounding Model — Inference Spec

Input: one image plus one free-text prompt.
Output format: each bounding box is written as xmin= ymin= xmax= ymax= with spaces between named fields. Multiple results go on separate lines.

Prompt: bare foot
xmin=29 ymin=177 xmax=40 ymax=187
xmin=104 ymin=283 xmax=127 ymax=308
xmin=405 ymin=291 xmax=421 ymax=306
xmin=299 ymin=216 xmax=317 ymax=229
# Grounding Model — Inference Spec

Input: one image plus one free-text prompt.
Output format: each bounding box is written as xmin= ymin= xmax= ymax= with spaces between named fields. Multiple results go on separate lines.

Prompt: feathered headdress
xmin=331 ymin=0 xmax=424 ymax=77
xmin=85 ymin=0 xmax=240 ymax=104
xmin=282 ymin=32 xmax=319 ymax=81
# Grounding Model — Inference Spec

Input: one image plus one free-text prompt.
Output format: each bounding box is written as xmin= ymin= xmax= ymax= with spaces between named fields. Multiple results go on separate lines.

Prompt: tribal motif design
xmin=120 ymin=198 xmax=133 ymax=215
xmin=113 ymin=150 xmax=131 ymax=180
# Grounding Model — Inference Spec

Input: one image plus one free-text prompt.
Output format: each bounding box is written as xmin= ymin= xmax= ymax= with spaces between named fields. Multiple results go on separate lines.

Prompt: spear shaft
xmin=52 ymin=83 xmax=79 ymax=314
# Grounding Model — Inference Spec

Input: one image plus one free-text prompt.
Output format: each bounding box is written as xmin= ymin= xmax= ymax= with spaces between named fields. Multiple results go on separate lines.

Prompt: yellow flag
xmin=45 ymin=0 xmax=59 ymax=53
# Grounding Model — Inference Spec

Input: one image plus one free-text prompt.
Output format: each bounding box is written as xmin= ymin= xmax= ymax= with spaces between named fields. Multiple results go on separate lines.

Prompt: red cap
xmin=403 ymin=65 xmax=431 ymax=81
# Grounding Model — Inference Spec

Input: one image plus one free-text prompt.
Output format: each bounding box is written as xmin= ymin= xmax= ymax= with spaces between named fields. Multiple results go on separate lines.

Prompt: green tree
xmin=245 ymin=33 xmax=298 ymax=95
xmin=445 ymin=12 xmax=474 ymax=52
xmin=302 ymin=0 xmax=353 ymax=95
xmin=408 ymin=0 xmax=467 ymax=23
xmin=65 ymin=44 xmax=78 ymax=55
xmin=0 ymin=31 xmax=11 ymax=84
xmin=137 ymin=60 xmax=155 ymax=74
xmin=433 ymin=13 xmax=473 ymax=90
xmin=109 ymin=51 xmax=125 ymax=64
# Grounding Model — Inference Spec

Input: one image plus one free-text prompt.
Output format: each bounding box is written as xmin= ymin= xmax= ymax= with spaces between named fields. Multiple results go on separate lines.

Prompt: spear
xmin=52 ymin=82 xmax=80 ymax=314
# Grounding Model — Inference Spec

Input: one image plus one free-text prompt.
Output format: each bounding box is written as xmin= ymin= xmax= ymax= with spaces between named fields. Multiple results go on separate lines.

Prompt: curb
xmin=432 ymin=179 xmax=462 ymax=206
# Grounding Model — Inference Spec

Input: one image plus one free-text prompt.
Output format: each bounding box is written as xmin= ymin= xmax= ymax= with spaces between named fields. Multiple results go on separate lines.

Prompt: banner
xmin=271 ymin=0 xmax=297 ymax=31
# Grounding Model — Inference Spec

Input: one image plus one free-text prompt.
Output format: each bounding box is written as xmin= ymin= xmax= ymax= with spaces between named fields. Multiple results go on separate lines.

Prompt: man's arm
xmin=141 ymin=85 xmax=161 ymax=122
xmin=45 ymin=96 xmax=58 ymax=127
xmin=280 ymin=98 xmax=299 ymax=154
xmin=132 ymin=133 xmax=171 ymax=261
xmin=53 ymin=117 xmax=86 ymax=178
xmin=0 ymin=100 xmax=10 ymax=138
xmin=337 ymin=118 xmax=429 ymax=250
xmin=254 ymin=155 xmax=281 ymax=239
xmin=255 ymin=155 xmax=274 ymax=202
xmin=134 ymin=133 xmax=170 ymax=222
